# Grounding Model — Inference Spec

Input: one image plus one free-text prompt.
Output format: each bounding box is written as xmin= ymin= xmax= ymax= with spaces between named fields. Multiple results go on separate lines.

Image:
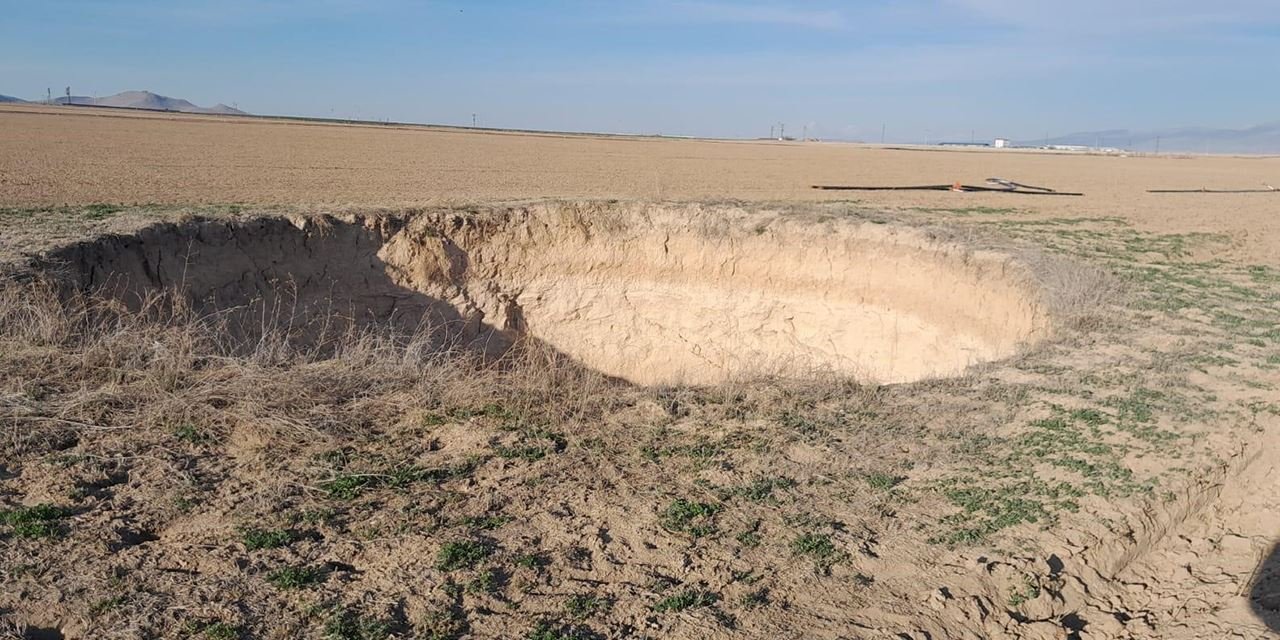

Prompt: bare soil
xmin=3 ymin=104 xmax=1280 ymax=265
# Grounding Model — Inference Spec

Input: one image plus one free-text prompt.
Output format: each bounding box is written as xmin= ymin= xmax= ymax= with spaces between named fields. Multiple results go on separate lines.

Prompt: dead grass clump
xmin=1021 ymin=250 xmax=1127 ymax=332
xmin=0 ymin=278 xmax=625 ymax=460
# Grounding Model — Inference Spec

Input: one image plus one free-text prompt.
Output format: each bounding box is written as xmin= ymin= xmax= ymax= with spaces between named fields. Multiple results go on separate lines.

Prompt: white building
xmin=993 ymin=138 xmax=1010 ymax=148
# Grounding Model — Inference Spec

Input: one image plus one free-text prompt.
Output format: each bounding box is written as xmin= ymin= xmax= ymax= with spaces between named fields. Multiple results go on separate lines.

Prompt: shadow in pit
xmin=31 ymin=215 xmax=521 ymax=358
xmin=1251 ymin=541 xmax=1280 ymax=632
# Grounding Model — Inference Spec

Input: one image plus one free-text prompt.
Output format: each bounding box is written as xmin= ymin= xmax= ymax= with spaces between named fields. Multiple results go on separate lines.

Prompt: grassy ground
xmin=0 ymin=202 xmax=1275 ymax=638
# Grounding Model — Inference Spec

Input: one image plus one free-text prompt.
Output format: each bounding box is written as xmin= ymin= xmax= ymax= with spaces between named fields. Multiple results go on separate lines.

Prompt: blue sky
xmin=2 ymin=0 xmax=1277 ymax=141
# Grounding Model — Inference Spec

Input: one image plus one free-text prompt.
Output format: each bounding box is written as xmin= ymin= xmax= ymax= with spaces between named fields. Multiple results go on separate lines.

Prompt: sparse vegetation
xmin=653 ymin=588 xmax=718 ymax=613
xmin=184 ymin=620 xmax=241 ymax=640
xmin=0 ymin=504 xmax=68 ymax=539
xmin=239 ymin=526 xmax=295 ymax=551
xmin=659 ymin=498 xmax=722 ymax=538
xmin=564 ymin=594 xmax=608 ymax=619
xmin=323 ymin=607 xmax=392 ymax=640
xmin=266 ymin=564 xmax=326 ymax=590
xmin=790 ymin=532 xmax=846 ymax=574
xmin=436 ymin=540 xmax=491 ymax=572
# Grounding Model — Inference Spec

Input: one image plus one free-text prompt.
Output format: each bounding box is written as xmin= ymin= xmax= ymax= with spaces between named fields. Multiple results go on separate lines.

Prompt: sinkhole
xmin=38 ymin=202 xmax=1051 ymax=385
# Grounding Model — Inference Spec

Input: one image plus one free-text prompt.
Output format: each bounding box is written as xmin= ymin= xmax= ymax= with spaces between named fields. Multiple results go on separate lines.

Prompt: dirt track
xmin=3 ymin=104 xmax=1280 ymax=264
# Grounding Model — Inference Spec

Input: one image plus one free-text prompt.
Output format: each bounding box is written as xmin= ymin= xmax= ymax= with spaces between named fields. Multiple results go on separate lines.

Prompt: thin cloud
xmin=943 ymin=0 xmax=1280 ymax=35
xmin=615 ymin=1 xmax=848 ymax=30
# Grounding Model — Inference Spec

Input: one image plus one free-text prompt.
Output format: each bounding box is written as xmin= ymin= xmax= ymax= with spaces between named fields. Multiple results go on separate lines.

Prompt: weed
xmin=1007 ymin=575 xmax=1042 ymax=607
xmin=465 ymin=568 xmax=502 ymax=595
xmin=930 ymin=475 xmax=1083 ymax=545
xmin=185 ymin=620 xmax=240 ymax=640
xmin=173 ymin=423 xmax=211 ymax=443
xmin=322 ymin=474 xmax=374 ymax=500
xmin=89 ymin=595 xmax=127 ymax=617
xmin=494 ymin=428 xmax=566 ymax=462
xmin=0 ymin=504 xmax=68 ymax=539
xmin=449 ymin=404 xmax=515 ymax=421
xmin=863 ymin=472 xmax=906 ymax=491
xmin=564 ymin=594 xmax=608 ymax=619
xmin=526 ymin=620 xmax=595 ymax=640
xmin=462 ymin=515 xmax=513 ymax=530
xmin=660 ymin=498 xmax=721 ymax=538
xmin=735 ymin=519 xmax=763 ymax=547
xmin=728 ymin=476 xmax=796 ymax=502
xmin=239 ymin=526 xmax=294 ymax=551
xmin=740 ymin=588 xmax=769 ymax=609
xmin=436 ymin=540 xmax=491 ymax=571
xmin=83 ymin=203 xmax=123 ymax=220
xmin=323 ymin=608 xmax=391 ymax=640
xmin=653 ymin=588 xmax=718 ymax=612
xmin=790 ymin=533 xmax=845 ymax=574
xmin=516 ymin=552 xmax=545 ymax=570
xmin=417 ymin=609 xmax=465 ymax=640
xmin=294 ymin=507 xmax=337 ymax=525
xmin=266 ymin=564 xmax=326 ymax=589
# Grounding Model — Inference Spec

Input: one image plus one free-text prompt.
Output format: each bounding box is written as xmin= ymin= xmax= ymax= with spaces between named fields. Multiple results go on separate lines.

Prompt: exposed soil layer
xmin=40 ymin=203 xmax=1048 ymax=385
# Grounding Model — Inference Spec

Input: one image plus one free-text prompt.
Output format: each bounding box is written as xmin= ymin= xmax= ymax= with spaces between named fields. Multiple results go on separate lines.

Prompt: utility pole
xmin=802 ymin=124 xmax=807 ymax=141
xmin=779 ymin=123 xmax=785 ymax=140
xmin=769 ymin=124 xmax=775 ymax=139
xmin=1155 ymin=136 xmax=1161 ymax=155
xmin=65 ymin=86 xmax=71 ymax=105
xmin=46 ymin=88 xmax=51 ymax=104
xmin=472 ymin=113 xmax=476 ymax=127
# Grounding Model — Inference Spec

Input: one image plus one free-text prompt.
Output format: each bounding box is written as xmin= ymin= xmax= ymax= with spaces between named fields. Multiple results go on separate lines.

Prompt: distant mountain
xmin=1021 ymin=122 xmax=1280 ymax=154
xmin=0 ymin=95 xmax=26 ymax=103
xmin=52 ymin=90 xmax=247 ymax=115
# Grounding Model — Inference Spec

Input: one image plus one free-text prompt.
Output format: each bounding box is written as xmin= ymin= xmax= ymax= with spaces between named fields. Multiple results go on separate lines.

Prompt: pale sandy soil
xmin=3 ymin=104 xmax=1279 ymax=264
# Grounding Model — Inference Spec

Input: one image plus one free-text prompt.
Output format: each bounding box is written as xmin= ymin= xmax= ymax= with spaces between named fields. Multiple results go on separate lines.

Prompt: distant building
xmin=993 ymin=138 xmax=1010 ymax=148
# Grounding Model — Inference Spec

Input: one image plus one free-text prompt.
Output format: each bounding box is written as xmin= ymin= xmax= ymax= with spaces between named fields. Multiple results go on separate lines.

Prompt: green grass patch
xmin=0 ymin=503 xmax=69 ymax=539
xmin=790 ymin=532 xmax=846 ymax=573
xmin=239 ymin=526 xmax=295 ymax=550
xmin=436 ymin=540 xmax=491 ymax=571
xmin=184 ymin=620 xmax=241 ymax=640
xmin=659 ymin=498 xmax=721 ymax=538
xmin=653 ymin=588 xmax=718 ymax=613
xmin=266 ymin=564 xmax=326 ymax=590
xmin=564 ymin=594 xmax=608 ymax=619
xmin=323 ymin=607 xmax=392 ymax=640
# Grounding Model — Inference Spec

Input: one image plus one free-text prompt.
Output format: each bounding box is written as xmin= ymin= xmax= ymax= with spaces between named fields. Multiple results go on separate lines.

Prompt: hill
xmin=1023 ymin=121 xmax=1280 ymax=154
xmin=51 ymin=90 xmax=246 ymax=115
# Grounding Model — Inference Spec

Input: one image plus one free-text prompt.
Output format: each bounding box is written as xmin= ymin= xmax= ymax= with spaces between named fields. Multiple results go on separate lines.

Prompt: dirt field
xmin=3 ymin=103 xmax=1280 ymax=264
xmin=0 ymin=107 xmax=1278 ymax=640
